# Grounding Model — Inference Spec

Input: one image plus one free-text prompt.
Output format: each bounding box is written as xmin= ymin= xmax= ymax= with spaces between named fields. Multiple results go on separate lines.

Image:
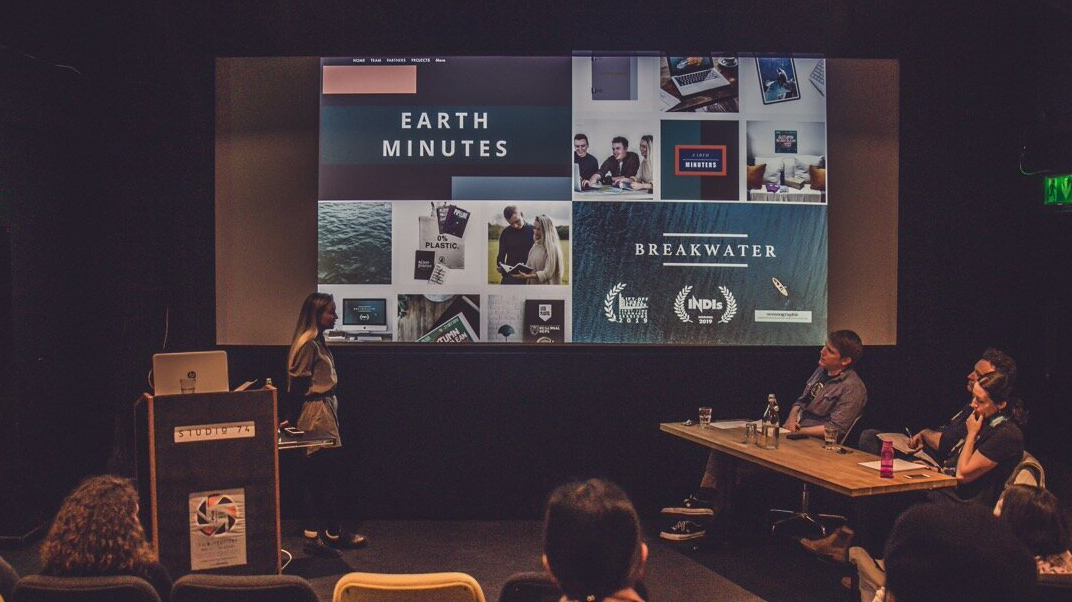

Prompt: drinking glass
xmin=698 ymin=407 xmax=712 ymax=428
xmin=823 ymin=424 xmax=838 ymax=449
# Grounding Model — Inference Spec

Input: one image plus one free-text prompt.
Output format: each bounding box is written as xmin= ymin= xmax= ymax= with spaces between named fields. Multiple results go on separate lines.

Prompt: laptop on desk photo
xmin=667 ymin=56 xmax=730 ymax=97
xmin=574 ymin=163 xmax=607 ymax=192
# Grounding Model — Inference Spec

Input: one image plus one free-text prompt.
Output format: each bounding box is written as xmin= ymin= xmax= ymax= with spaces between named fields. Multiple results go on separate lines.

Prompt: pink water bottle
xmin=880 ymin=439 xmax=894 ymax=478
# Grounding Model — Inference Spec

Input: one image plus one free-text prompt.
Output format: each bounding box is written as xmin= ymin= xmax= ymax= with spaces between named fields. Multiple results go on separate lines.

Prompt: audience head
xmin=883 ymin=503 xmax=1035 ymax=602
xmin=574 ymin=134 xmax=590 ymax=157
xmin=40 ymin=475 xmax=157 ymax=577
xmin=883 ymin=501 xmax=1033 ymax=599
xmin=543 ymin=479 xmax=647 ymax=602
xmin=995 ymin=485 xmax=1070 ymax=558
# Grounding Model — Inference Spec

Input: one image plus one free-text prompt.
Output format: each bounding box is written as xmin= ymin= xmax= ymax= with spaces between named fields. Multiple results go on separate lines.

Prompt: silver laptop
xmin=808 ymin=59 xmax=826 ymax=96
xmin=152 ymin=351 xmax=230 ymax=395
xmin=667 ymin=56 xmax=730 ymax=96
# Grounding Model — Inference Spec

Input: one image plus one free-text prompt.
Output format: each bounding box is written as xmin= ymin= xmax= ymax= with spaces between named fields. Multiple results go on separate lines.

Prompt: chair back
xmin=334 ymin=572 xmax=485 ymax=602
xmin=497 ymin=573 xmax=558 ymax=602
xmin=172 ymin=574 xmax=317 ymax=602
xmin=1005 ymin=451 xmax=1046 ymax=489
xmin=13 ymin=575 xmax=161 ymax=602
xmin=839 ymin=414 xmax=863 ymax=446
xmin=0 ymin=555 xmax=18 ymax=602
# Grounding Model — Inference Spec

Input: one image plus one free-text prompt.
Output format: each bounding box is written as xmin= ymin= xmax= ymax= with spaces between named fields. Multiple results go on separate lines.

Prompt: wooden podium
xmin=142 ymin=387 xmax=281 ymax=577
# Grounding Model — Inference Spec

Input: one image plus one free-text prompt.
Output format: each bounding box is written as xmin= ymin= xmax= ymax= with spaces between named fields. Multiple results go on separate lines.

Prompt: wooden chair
xmin=334 ymin=572 xmax=485 ymax=602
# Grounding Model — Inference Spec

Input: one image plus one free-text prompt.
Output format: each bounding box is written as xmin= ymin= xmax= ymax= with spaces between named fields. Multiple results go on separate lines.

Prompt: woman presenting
xmin=518 ymin=214 xmax=564 ymax=285
xmin=286 ymin=292 xmax=366 ymax=555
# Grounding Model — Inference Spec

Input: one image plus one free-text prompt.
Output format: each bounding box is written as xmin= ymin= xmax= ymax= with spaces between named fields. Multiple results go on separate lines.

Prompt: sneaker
xmin=303 ymin=534 xmax=341 ymax=558
xmin=660 ymin=494 xmax=715 ymax=517
xmin=302 ymin=527 xmax=318 ymax=540
xmin=660 ymin=520 xmax=707 ymax=541
xmin=323 ymin=529 xmax=368 ymax=549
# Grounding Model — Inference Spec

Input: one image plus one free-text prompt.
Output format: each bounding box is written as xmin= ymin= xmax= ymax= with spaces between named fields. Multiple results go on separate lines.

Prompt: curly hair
xmin=40 ymin=475 xmax=157 ymax=578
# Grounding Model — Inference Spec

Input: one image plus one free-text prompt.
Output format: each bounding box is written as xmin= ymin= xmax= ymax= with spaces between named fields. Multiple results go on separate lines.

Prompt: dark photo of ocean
xmin=318 ymin=201 xmax=392 ymax=284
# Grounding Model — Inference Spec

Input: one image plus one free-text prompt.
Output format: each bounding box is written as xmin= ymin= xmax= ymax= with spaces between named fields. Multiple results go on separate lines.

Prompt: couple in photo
xmin=496 ymin=204 xmax=563 ymax=285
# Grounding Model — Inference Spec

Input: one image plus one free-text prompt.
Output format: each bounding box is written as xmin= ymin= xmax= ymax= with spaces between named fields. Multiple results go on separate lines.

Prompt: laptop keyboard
xmin=810 ymin=60 xmax=825 ymax=86
xmin=674 ymin=68 xmax=715 ymax=86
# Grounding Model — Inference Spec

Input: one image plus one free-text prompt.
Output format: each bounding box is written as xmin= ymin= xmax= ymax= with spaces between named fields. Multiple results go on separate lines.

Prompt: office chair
xmin=768 ymin=414 xmax=862 ymax=538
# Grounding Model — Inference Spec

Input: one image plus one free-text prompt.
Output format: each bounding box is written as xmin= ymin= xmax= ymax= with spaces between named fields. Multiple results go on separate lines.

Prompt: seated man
xmin=573 ymin=133 xmax=600 ymax=189
xmin=660 ymin=330 xmax=866 ymax=540
xmin=592 ymin=136 xmax=640 ymax=187
xmin=858 ymin=347 xmax=1017 ymax=459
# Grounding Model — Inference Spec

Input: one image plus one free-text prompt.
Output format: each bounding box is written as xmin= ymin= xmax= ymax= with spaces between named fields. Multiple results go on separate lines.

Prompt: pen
xmin=904 ymin=427 xmax=912 ymax=438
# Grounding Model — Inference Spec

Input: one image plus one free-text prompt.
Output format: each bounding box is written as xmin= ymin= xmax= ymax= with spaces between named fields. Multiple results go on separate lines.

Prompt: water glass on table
xmin=823 ymin=424 xmax=838 ymax=449
xmin=698 ymin=407 xmax=712 ymax=428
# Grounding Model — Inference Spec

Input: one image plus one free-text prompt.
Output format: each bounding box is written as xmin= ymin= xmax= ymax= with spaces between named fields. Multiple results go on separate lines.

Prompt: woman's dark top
xmin=948 ymin=416 xmax=1024 ymax=507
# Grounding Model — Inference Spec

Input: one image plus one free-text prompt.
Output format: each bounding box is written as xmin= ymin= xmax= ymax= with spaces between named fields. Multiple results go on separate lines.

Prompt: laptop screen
xmin=667 ymin=56 xmax=714 ymax=76
xmin=342 ymin=298 xmax=387 ymax=328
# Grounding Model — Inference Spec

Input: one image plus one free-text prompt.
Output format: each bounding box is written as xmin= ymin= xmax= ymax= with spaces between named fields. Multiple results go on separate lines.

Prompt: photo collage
xmin=317 ymin=55 xmax=829 ymax=345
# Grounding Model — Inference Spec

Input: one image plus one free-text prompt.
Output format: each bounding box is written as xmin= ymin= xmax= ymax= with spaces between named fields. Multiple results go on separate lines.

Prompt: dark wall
xmin=2 ymin=2 xmax=1072 ymax=528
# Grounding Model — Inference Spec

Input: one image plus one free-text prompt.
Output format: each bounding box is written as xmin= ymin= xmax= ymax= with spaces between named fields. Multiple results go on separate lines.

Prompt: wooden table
xmin=660 ymin=422 xmax=957 ymax=497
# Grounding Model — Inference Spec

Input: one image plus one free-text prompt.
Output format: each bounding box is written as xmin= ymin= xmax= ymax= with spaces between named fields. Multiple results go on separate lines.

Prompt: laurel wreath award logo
xmin=718 ymin=286 xmax=737 ymax=323
xmin=675 ymin=285 xmax=738 ymax=324
xmin=604 ymin=282 xmax=648 ymax=324
xmin=674 ymin=285 xmax=693 ymax=323
xmin=604 ymin=283 xmax=626 ymax=322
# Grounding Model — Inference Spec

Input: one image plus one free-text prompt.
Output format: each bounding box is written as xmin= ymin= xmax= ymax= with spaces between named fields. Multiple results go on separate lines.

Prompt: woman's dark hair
xmin=998 ymin=485 xmax=1070 ymax=557
xmin=977 ymin=371 xmax=1028 ymax=426
xmin=543 ymin=479 xmax=644 ymax=602
xmin=40 ymin=475 xmax=157 ymax=578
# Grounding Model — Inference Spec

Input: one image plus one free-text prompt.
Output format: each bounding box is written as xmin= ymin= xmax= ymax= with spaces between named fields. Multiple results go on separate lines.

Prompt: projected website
xmin=317 ymin=55 xmax=828 ymax=345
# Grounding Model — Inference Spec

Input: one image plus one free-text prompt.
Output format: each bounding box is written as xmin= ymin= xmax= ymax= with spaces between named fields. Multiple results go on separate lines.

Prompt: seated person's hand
xmin=783 ymin=415 xmax=798 ymax=432
xmin=908 ymin=431 xmax=924 ymax=450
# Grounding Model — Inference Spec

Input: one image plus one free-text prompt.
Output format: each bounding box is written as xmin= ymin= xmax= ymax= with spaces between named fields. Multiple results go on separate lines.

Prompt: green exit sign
xmin=1045 ymin=174 xmax=1072 ymax=207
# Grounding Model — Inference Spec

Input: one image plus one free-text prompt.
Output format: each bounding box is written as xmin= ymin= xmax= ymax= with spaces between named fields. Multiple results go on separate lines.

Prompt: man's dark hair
xmin=828 ymin=329 xmax=863 ymax=364
xmin=611 ymin=136 xmax=628 ymax=148
xmin=884 ymin=503 xmax=1036 ymax=602
xmin=981 ymin=347 xmax=1018 ymax=386
xmin=503 ymin=205 xmax=518 ymax=220
xmin=574 ymin=133 xmax=589 ymax=143
xmin=998 ymin=484 xmax=1070 ymax=557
